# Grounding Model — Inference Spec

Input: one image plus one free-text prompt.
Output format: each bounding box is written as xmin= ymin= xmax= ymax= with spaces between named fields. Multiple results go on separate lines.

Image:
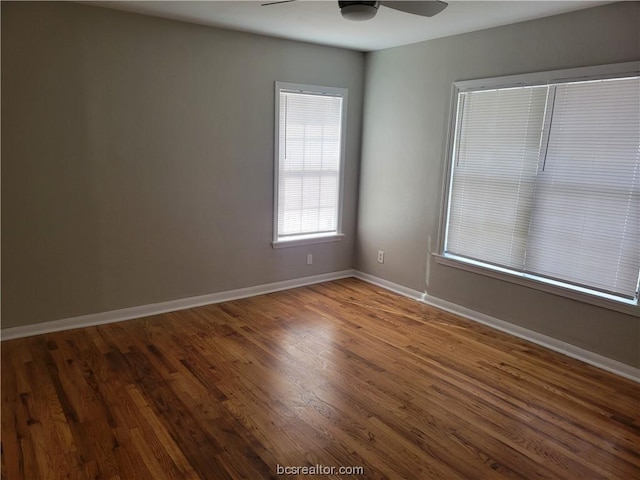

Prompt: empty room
xmin=2 ymin=1 xmax=639 ymax=479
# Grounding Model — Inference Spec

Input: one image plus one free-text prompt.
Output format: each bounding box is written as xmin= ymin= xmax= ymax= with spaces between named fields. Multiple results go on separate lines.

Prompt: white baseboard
xmin=352 ymin=271 xmax=424 ymax=301
xmin=3 ymin=268 xmax=637 ymax=383
xmin=1 ymin=270 xmax=355 ymax=341
xmin=353 ymin=271 xmax=640 ymax=383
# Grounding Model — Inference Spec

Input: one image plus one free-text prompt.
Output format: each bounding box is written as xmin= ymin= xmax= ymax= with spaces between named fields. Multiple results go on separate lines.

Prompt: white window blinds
xmin=526 ymin=78 xmax=640 ymax=298
xmin=447 ymin=86 xmax=548 ymax=270
xmin=276 ymin=86 xmax=345 ymax=240
xmin=445 ymin=74 xmax=640 ymax=303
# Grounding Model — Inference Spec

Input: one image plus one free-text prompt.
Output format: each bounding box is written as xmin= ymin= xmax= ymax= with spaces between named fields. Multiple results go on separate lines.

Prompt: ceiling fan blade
xmin=261 ymin=0 xmax=297 ymax=6
xmin=380 ymin=1 xmax=448 ymax=17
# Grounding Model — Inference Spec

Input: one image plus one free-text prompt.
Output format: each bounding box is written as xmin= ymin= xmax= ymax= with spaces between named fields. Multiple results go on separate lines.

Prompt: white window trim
xmin=437 ymin=61 xmax=640 ymax=316
xmin=272 ymin=232 xmax=345 ymax=249
xmin=433 ymin=254 xmax=639 ymax=317
xmin=272 ymin=81 xmax=348 ymax=249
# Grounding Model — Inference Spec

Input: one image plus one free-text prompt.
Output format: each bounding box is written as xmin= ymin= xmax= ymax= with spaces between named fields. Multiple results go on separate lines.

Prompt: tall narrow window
xmin=273 ymin=82 xmax=347 ymax=247
xmin=442 ymin=63 xmax=640 ymax=307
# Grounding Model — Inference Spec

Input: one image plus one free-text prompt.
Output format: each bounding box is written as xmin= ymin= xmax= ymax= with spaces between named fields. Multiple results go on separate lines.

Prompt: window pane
xmin=276 ymin=87 xmax=344 ymax=239
xmin=444 ymin=73 xmax=640 ymax=303
xmin=446 ymin=86 xmax=548 ymax=269
xmin=526 ymin=78 xmax=640 ymax=298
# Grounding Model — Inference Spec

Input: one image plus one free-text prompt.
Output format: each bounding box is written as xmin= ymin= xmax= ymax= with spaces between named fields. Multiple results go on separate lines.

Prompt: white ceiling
xmin=88 ymin=0 xmax=611 ymax=52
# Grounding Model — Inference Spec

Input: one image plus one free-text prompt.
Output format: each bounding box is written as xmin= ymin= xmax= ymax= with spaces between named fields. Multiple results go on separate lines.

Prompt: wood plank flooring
xmin=2 ymin=278 xmax=639 ymax=479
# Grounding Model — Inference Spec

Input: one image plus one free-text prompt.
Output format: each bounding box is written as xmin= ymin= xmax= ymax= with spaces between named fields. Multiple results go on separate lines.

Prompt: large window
xmin=441 ymin=63 xmax=640 ymax=308
xmin=273 ymin=82 xmax=347 ymax=248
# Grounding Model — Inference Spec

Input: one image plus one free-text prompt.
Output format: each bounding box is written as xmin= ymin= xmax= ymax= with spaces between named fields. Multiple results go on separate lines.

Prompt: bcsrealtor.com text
xmin=276 ymin=464 xmax=364 ymax=476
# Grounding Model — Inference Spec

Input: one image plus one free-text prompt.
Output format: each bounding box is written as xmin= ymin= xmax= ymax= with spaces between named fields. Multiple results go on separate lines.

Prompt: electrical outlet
xmin=306 ymin=253 xmax=313 ymax=265
xmin=377 ymin=250 xmax=384 ymax=264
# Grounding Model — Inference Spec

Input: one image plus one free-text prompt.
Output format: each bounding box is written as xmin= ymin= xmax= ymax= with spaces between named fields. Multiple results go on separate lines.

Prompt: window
xmin=273 ymin=82 xmax=347 ymax=248
xmin=440 ymin=63 xmax=640 ymax=308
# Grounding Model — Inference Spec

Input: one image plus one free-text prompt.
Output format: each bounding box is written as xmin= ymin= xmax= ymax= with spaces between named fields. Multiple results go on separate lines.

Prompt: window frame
xmin=272 ymin=81 xmax=348 ymax=249
xmin=436 ymin=62 xmax=640 ymax=316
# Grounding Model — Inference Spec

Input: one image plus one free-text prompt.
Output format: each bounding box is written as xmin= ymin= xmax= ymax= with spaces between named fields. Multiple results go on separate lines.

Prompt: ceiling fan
xmin=261 ymin=1 xmax=448 ymax=22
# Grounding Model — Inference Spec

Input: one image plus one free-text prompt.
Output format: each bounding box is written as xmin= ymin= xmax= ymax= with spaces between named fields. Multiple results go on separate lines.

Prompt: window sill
xmin=433 ymin=253 xmax=639 ymax=317
xmin=272 ymin=233 xmax=345 ymax=249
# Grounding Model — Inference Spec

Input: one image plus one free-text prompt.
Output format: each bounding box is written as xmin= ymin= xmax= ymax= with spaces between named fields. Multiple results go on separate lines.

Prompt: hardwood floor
xmin=2 ymin=278 xmax=639 ymax=479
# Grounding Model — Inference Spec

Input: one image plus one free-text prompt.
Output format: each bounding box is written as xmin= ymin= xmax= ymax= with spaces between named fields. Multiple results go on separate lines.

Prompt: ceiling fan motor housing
xmin=338 ymin=1 xmax=379 ymax=21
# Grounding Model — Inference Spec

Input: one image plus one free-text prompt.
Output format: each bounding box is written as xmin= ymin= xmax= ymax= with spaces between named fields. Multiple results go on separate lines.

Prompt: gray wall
xmin=3 ymin=1 xmax=639 ymax=370
xmin=1 ymin=2 xmax=364 ymax=328
xmin=356 ymin=2 xmax=640 ymax=368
